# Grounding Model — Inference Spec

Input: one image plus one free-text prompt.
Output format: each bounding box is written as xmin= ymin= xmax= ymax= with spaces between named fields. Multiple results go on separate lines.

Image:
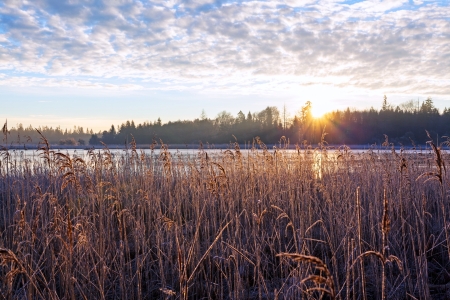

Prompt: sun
xmin=310 ymin=104 xmax=327 ymax=119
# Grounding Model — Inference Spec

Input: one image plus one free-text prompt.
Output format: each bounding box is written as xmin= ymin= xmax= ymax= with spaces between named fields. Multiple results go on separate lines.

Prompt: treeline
xmin=90 ymin=97 xmax=450 ymax=146
xmin=318 ymin=97 xmax=450 ymax=145
xmin=3 ymin=97 xmax=450 ymax=147
xmin=92 ymin=107 xmax=289 ymax=146
xmin=1 ymin=123 xmax=93 ymax=146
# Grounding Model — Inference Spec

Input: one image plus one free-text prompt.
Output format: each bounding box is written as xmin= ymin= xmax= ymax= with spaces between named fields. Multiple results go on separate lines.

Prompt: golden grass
xmin=0 ymin=135 xmax=450 ymax=299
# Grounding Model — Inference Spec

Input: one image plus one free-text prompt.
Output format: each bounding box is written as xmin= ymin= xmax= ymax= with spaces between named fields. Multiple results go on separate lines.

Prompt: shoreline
xmin=1 ymin=143 xmax=435 ymax=151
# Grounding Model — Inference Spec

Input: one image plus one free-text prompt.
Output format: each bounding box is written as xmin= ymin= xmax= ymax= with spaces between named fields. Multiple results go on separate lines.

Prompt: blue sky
xmin=1 ymin=0 xmax=449 ymax=131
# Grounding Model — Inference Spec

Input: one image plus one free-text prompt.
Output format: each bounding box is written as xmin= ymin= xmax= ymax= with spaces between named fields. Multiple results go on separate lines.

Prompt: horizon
xmin=2 ymin=0 xmax=450 ymax=130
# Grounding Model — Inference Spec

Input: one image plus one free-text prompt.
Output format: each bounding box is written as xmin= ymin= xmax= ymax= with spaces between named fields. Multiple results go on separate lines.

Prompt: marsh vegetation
xmin=1 ymin=133 xmax=450 ymax=299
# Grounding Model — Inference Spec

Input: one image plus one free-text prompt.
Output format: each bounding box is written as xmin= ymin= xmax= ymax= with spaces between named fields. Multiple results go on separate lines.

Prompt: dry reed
xmin=0 ymin=133 xmax=450 ymax=299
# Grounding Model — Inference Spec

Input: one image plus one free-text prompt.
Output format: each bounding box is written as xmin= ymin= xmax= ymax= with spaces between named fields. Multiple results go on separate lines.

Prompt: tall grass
xmin=1 ymin=135 xmax=450 ymax=299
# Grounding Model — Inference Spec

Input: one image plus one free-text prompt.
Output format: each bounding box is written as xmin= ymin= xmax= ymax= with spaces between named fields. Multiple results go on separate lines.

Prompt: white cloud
xmin=0 ymin=0 xmax=449 ymax=95
xmin=348 ymin=0 xmax=409 ymax=13
xmin=284 ymin=0 xmax=317 ymax=6
xmin=0 ymin=75 xmax=145 ymax=90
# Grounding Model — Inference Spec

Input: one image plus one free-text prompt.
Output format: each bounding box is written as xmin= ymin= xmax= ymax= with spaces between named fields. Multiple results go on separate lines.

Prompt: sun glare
xmin=310 ymin=105 xmax=327 ymax=119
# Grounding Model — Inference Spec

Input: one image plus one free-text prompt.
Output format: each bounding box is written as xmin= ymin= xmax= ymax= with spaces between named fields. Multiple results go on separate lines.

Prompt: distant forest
xmin=3 ymin=96 xmax=450 ymax=147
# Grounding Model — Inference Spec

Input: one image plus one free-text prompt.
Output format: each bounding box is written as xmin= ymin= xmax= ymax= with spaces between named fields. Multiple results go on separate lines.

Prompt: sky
xmin=0 ymin=0 xmax=449 ymax=131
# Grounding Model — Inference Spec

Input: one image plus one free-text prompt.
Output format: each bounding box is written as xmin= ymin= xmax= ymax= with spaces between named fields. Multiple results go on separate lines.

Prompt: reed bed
xmin=0 ymin=135 xmax=450 ymax=299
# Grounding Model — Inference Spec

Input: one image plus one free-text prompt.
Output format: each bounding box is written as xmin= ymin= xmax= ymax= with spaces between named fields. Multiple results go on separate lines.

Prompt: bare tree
xmin=282 ymin=104 xmax=290 ymax=132
xmin=399 ymin=100 xmax=417 ymax=113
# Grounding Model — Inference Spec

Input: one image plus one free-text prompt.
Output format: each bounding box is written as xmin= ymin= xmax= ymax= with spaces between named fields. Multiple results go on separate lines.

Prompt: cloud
xmin=0 ymin=75 xmax=145 ymax=90
xmin=346 ymin=0 xmax=409 ymax=13
xmin=0 ymin=0 xmax=449 ymax=95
